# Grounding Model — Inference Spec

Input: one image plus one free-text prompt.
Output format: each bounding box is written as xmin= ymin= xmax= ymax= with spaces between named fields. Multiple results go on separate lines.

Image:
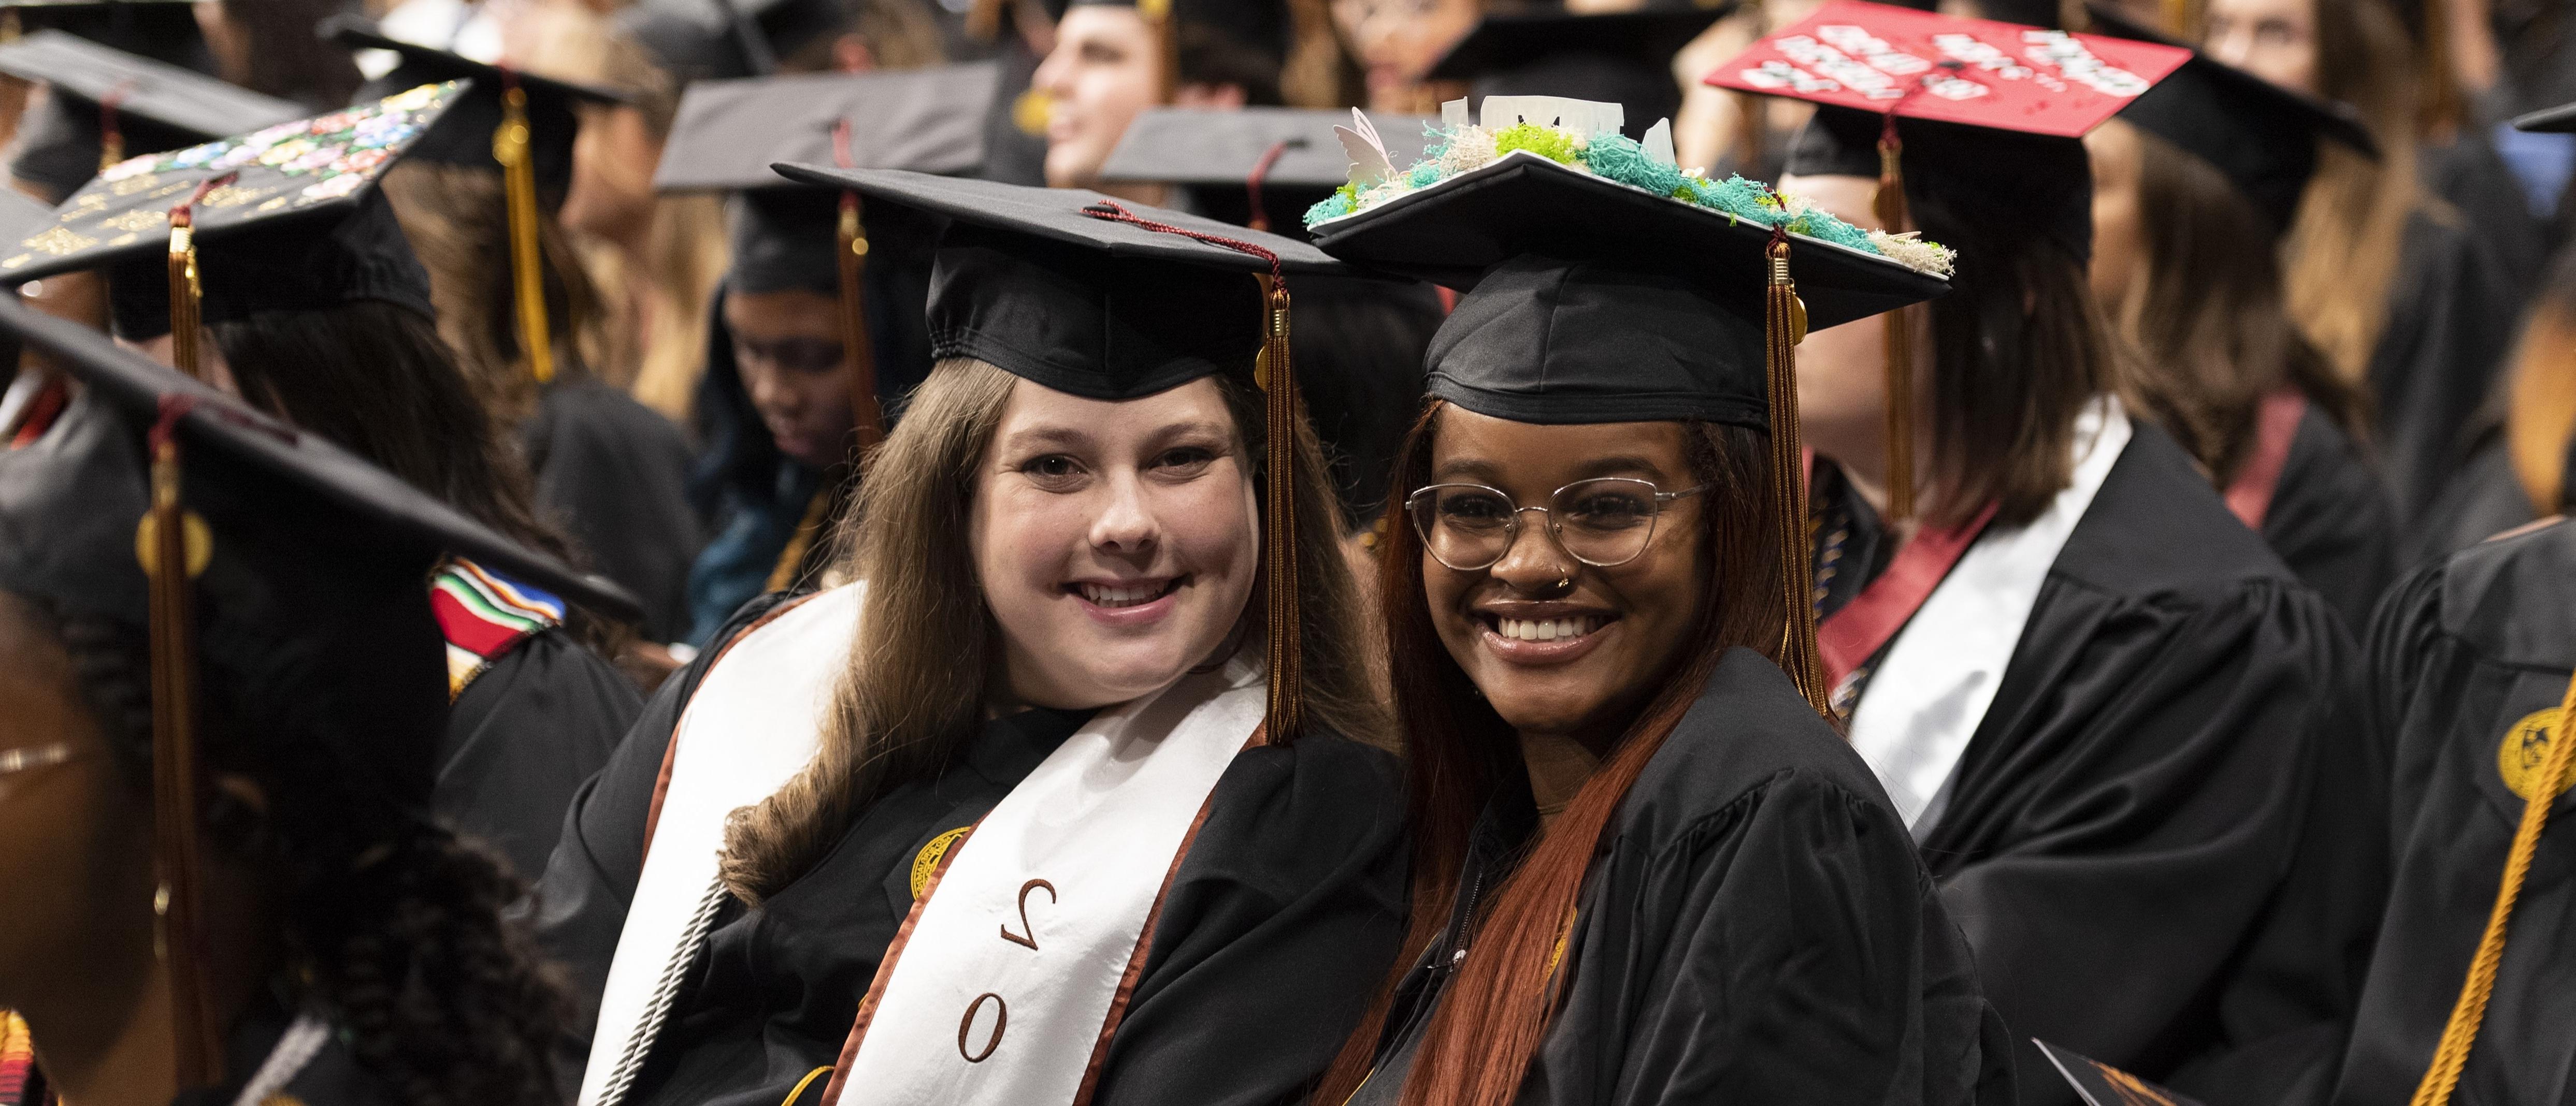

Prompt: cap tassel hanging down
xmin=1764 ymin=221 xmax=1828 ymax=716
xmin=97 ymin=82 xmax=134 ymax=171
xmin=1142 ymin=0 xmax=1178 ymax=104
xmin=1079 ymin=199 xmax=1302 ymax=741
xmin=1243 ymin=140 xmax=1292 ymax=234
xmin=2408 ymin=668 xmax=2576 ymax=1106
xmin=1874 ymin=109 xmax=1916 ymax=524
xmin=165 ymin=173 xmax=238 ymax=383
xmin=140 ymin=396 xmax=223 ymax=1091
xmin=832 ymin=120 xmax=884 ymax=459
xmin=494 ymin=69 xmax=554 ymax=385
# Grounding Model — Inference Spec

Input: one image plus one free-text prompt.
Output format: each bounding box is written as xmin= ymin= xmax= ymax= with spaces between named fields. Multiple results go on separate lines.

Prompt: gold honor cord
xmin=2408 ymin=670 xmax=2576 ymax=1106
xmin=1875 ymin=115 xmax=1915 ymax=524
xmin=1764 ymin=228 xmax=1828 ymax=716
xmin=166 ymin=173 xmax=237 ymax=382
xmin=495 ymin=76 xmax=554 ymax=384
xmin=140 ymin=400 xmax=222 ymax=1090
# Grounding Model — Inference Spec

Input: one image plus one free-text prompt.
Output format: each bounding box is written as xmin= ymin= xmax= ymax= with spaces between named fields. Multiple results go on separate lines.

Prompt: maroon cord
xmin=1242 ymin=140 xmax=1291 ymax=234
xmin=1079 ymin=199 xmax=1284 ymax=284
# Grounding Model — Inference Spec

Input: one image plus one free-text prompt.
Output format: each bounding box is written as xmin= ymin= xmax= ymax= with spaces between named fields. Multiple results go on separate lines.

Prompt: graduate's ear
xmin=834 ymin=34 xmax=878 ymax=74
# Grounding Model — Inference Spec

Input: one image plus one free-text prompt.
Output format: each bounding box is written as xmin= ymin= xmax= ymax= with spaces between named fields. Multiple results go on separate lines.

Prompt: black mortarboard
xmin=619 ymin=0 xmax=857 ymax=82
xmin=653 ymin=64 xmax=999 ymax=194
xmin=104 ymin=189 xmax=433 ymax=339
xmin=322 ymin=14 xmax=628 ymax=192
xmin=2084 ymin=5 xmax=2376 ymax=235
xmin=2515 ymin=101 xmax=2576 ymax=133
xmin=0 ymin=0 xmax=204 ymax=68
xmin=0 ymin=30 xmax=304 ymax=202
xmin=1098 ymin=107 xmax=1436 ymax=233
xmin=0 ymin=186 xmax=52 ymax=251
xmin=1787 ymin=106 xmax=2094 ymax=258
xmin=1428 ymin=8 xmax=1725 ymax=141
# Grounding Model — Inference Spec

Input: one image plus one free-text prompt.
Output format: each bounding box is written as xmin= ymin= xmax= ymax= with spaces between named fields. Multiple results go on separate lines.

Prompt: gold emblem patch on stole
xmin=910 ymin=826 xmax=972 ymax=899
xmin=2498 ymin=708 xmax=2576 ymax=802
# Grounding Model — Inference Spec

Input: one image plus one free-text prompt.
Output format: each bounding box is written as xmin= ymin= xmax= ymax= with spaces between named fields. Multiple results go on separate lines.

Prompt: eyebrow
xmin=1431 ymin=453 xmax=1674 ymax=485
xmin=998 ymin=426 xmax=1095 ymax=452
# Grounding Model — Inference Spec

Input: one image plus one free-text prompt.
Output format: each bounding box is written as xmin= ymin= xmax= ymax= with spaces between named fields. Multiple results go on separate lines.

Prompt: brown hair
xmin=1309 ymin=405 xmax=1785 ymax=1106
xmin=211 ymin=0 xmax=364 ymax=109
xmin=718 ymin=358 xmax=1387 ymax=903
xmin=2102 ymin=122 xmax=2370 ymax=482
xmin=2503 ymin=250 xmax=2576 ymax=512
xmin=379 ymin=162 xmax=610 ymax=425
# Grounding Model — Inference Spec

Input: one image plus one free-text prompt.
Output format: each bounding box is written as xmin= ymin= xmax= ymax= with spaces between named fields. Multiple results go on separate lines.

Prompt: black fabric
xmin=106 ymin=190 xmax=436 ymax=339
xmin=1788 ymin=105 xmax=2094 ymax=263
xmin=725 ymin=187 xmax=841 ymax=296
xmin=9 ymin=84 xmax=228 ymax=202
xmin=1424 ymin=254 xmax=1767 ymax=428
xmin=651 ymin=64 xmax=998 ymax=193
xmin=2262 ymin=403 xmax=2400 ymax=630
xmin=2329 ymin=519 xmax=2576 ymax=1106
xmin=532 ymin=597 xmax=1409 ymax=1106
xmin=1426 ymin=7 xmax=1723 ymax=140
xmin=167 ymin=996 xmax=398 ymax=1106
xmin=1067 ymin=0 xmax=1289 ymax=61
xmin=2514 ymin=99 xmax=2576 ymax=132
xmin=2412 ymin=431 xmax=2535 ymax=563
xmin=2370 ymin=212 xmax=2522 ymax=529
xmin=7 ymin=1 xmax=208 ymax=70
xmin=441 ymin=627 xmax=643 ymax=883
xmin=1289 ymin=274 xmax=1439 ymax=528
xmin=1816 ymin=421 xmax=2372 ymax=1106
xmin=327 ymin=16 xmax=624 ymax=193
xmin=523 ymin=379 xmax=705 ymax=644
xmin=1102 ymin=107 xmax=1438 ymax=195
xmin=1346 ymin=648 xmax=2013 ymax=1106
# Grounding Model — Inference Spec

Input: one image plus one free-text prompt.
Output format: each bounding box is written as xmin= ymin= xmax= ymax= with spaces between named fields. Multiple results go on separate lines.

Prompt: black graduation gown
xmin=168 ymin=1003 xmax=397 ymax=1106
xmin=2371 ymin=212 xmax=2522 ymax=530
xmin=1814 ymin=421 xmax=2370 ymax=1106
xmin=1345 ymin=648 xmax=2014 ymax=1106
xmin=2330 ymin=518 xmax=2576 ymax=1106
xmin=522 ymin=379 xmax=704 ymax=644
xmin=2412 ymin=429 xmax=2539 ymax=564
xmin=2263 ymin=404 xmax=2401 ymax=630
xmin=534 ymin=595 xmax=1408 ymax=1106
xmin=441 ymin=628 xmax=641 ymax=883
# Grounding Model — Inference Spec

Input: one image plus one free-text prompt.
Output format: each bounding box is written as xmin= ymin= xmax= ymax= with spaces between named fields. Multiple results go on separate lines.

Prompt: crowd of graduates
xmin=0 ymin=0 xmax=2573 ymax=1104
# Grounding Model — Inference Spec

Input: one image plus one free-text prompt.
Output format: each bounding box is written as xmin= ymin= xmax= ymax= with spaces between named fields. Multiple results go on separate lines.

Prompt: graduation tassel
xmin=141 ymin=397 xmax=222 ymax=1092
xmin=1143 ymin=0 xmax=1178 ymax=104
xmin=1243 ymin=139 xmax=1291 ymax=234
xmin=2408 ymin=670 xmax=2576 ymax=1106
xmin=1875 ymin=111 xmax=1916 ymax=524
xmin=98 ymin=83 xmax=131 ymax=171
xmin=165 ymin=173 xmax=236 ymax=383
xmin=832 ymin=120 xmax=884 ymax=460
xmin=1764 ymin=223 xmax=1828 ymax=717
xmin=493 ymin=70 xmax=554 ymax=385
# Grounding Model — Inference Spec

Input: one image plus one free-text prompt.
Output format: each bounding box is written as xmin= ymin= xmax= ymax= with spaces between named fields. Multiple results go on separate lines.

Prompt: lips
xmin=1074 ymin=578 xmax=1181 ymax=608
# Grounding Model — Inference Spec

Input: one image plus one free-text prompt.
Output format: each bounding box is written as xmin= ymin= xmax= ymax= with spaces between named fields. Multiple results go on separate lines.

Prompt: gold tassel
xmin=167 ymin=214 xmax=201 ymax=379
xmin=97 ymin=85 xmax=128 ymax=171
xmin=1255 ymin=278 xmax=1302 ymax=740
xmin=494 ymin=76 xmax=553 ymax=384
xmin=832 ymin=121 xmax=884 ymax=462
xmin=1142 ymin=0 xmax=1178 ymax=104
xmin=140 ymin=404 xmax=221 ymax=1090
xmin=2408 ymin=670 xmax=2576 ymax=1106
xmin=1875 ymin=118 xmax=1915 ymax=524
xmin=1765 ymin=233 xmax=1827 ymax=716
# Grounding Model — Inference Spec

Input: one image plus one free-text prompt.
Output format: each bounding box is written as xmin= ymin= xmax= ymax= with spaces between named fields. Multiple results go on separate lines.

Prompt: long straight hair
xmin=719 ymin=358 xmax=1384 ymax=903
xmin=2105 ymin=123 xmax=2370 ymax=482
xmin=1309 ymin=404 xmax=1784 ymax=1106
xmin=2283 ymin=0 xmax=2436 ymax=383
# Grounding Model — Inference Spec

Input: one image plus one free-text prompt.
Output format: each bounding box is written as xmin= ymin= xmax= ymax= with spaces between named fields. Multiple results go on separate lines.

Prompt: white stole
xmin=1848 ymin=397 xmax=2132 ymax=833
xmin=827 ymin=654 xmax=1267 ymax=1106
xmin=576 ymin=583 xmax=865 ymax=1106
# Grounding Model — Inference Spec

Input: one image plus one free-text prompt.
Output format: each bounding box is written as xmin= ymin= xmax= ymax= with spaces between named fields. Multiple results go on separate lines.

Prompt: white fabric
xmin=1847 ymin=397 xmax=2132 ymax=831
xmin=836 ymin=655 xmax=1266 ymax=1105
xmin=575 ymin=584 xmax=866 ymax=1106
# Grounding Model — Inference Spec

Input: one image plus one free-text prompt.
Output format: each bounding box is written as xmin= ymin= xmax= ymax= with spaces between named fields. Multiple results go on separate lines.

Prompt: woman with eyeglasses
xmin=1300 ymin=98 xmax=2010 ymax=1106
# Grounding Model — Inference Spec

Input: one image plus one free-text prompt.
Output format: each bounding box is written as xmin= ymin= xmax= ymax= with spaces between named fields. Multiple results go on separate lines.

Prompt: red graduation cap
xmin=1703 ymin=0 xmax=2190 ymax=138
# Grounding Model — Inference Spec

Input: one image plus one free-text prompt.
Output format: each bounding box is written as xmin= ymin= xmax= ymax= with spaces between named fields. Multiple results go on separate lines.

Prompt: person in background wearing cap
xmin=1297 ymin=94 xmax=2008 ymax=1105
xmin=537 ymin=171 xmax=1401 ymax=1106
xmin=1033 ymin=0 xmax=1292 ymax=195
xmin=2202 ymin=0 xmax=2523 ymax=543
xmin=1716 ymin=6 xmax=2359 ymax=1100
xmin=1329 ymin=0 xmax=1476 ymax=115
xmin=0 ymin=299 xmax=595 ymax=1105
xmin=2084 ymin=8 xmax=2396 ymax=629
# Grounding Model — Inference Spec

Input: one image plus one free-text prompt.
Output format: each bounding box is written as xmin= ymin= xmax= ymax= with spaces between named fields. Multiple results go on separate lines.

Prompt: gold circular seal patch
xmin=910 ymin=826 xmax=972 ymax=900
xmin=2498 ymin=708 xmax=2576 ymax=802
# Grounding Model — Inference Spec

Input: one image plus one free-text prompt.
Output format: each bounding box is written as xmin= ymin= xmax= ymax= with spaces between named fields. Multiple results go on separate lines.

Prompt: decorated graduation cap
xmin=1098 ymin=106 xmax=1436 ymax=233
xmin=1428 ymin=6 xmax=1728 ymax=141
xmin=0 ymin=29 xmax=304 ymax=201
xmin=0 ymin=81 xmax=460 ymax=376
xmin=1303 ymin=95 xmax=1952 ymax=711
xmin=0 ymin=291 xmax=638 ymax=1093
xmin=773 ymin=164 xmax=1350 ymax=736
xmin=1707 ymin=0 xmax=2184 ymax=521
xmin=2083 ymin=4 xmax=2376 ymax=235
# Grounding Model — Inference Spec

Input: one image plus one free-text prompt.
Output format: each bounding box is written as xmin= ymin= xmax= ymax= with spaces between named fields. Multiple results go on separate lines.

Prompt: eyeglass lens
xmin=1409 ymin=478 xmax=1669 ymax=570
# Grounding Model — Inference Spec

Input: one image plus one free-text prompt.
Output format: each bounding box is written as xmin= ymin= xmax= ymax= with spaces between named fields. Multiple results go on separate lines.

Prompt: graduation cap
xmin=0 ymin=289 xmax=638 ymax=1093
xmin=0 ymin=81 xmax=461 ymax=374
xmin=1098 ymin=106 xmax=1437 ymax=234
xmin=772 ymin=164 xmax=1353 ymax=736
xmin=2083 ymin=4 xmax=2376 ymax=235
xmin=2515 ymin=101 xmax=2576 ymax=133
xmin=0 ymin=29 xmax=305 ymax=202
xmin=1427 ymin=7 xmax=1727 ymax=141
xmin=0 ymin=0 xmax=204 ymax=68
xmin=1707 ymin=0 xmax=2184 ymax=519
xmin=619 ymin=0 xmax=857 ymax=82
xmin=1302 ymin=94 xmax=1950 ymax=712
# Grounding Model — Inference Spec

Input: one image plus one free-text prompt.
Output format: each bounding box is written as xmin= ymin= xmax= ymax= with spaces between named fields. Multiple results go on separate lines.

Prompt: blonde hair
xmin=719 ymin=359 xmax=1388 ymax=904
xmin=2505 ymin=254 xmax=2576 ymax=513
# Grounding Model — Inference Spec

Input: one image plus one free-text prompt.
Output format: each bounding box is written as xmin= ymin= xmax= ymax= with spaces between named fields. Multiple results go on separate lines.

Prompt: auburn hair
xmin=1309 ymin=403 xmax=1785 ymax=1106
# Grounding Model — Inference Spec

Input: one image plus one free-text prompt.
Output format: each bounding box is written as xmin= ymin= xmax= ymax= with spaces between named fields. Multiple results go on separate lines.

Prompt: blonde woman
xmin=536 ymin=174 xmax=1402 ymax=1106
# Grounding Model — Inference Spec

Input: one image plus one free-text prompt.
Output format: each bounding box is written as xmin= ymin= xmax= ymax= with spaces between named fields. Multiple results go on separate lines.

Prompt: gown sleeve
xmin=1091 ymin=732 xmax=1411 ymax=1106
xmin=439 ymin=629 xmax=643 ymax=884
xmin=2260 ymin=408 xmax=2399 ymax=633
xmin=524 ymin=381 xmax=706 ymax=644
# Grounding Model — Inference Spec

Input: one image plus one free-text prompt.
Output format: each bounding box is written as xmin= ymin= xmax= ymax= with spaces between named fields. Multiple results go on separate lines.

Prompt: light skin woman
xmin=1033 ymin=4 xmax=1254 ymax=195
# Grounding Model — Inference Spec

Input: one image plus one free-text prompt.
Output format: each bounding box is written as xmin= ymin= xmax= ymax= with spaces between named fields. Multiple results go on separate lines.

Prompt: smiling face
xmin=726 ymin=287 xmax=857 ymax=469
xmin=1032 ymin=5 xmax=1161 ymax=189
xmin=1418 ymin=409 xmax=1709 ymax=742
xmin=971 ymin=376 xmax=1261 ymax=711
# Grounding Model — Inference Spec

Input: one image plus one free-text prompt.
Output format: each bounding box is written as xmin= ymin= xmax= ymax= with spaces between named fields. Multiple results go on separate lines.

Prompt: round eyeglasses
xmin=1404 ymin=477 xmax=1707 ymax=572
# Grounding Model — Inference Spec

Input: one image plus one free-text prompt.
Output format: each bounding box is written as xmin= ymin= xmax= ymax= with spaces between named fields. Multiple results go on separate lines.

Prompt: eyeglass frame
xmin=1403 ymin=477 xmax=1708 ymax=572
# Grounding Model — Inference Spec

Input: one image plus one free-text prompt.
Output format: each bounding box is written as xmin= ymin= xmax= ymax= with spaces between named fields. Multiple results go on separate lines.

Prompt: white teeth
xmin=1080 ymin=580 xmax=1171 ymax=608
xmin=1495 ymin=616 xmax=1600 ymax=642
